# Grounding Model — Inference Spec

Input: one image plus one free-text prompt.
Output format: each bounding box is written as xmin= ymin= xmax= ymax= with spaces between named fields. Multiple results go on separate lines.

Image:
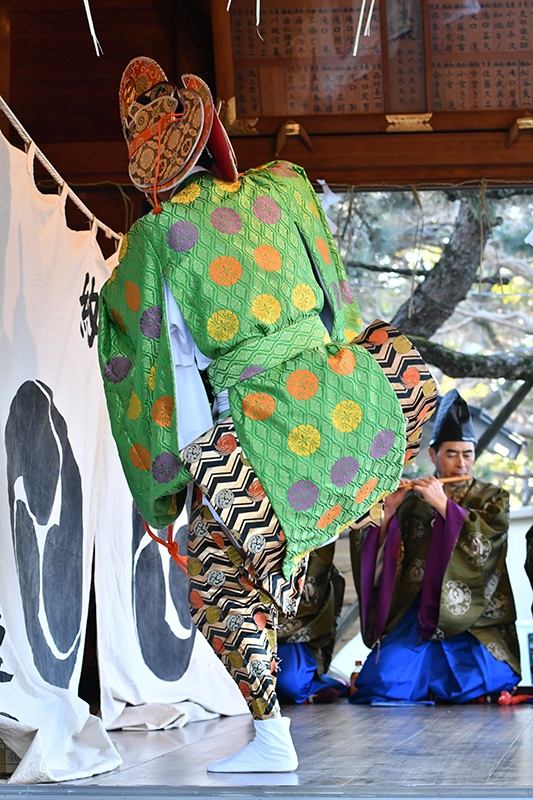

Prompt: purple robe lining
xmin=359 ymin=500 xmax=467 ymax=646
xmin=360 ymin=517 xmax=401 ymax=645
xmin=417 ymin=499 xmax=467 ymax=640
xmin=360 ymin=525 xmax=380 ymax=637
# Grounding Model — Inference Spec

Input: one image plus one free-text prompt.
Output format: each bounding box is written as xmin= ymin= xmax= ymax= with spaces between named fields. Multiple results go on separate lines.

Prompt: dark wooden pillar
xmin=0 ymin=0 xmax=10 ymax=138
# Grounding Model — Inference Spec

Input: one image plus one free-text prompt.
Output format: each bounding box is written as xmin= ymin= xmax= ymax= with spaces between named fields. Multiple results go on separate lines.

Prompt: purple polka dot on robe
xmin=240 ymin=365 xmax=265 ymax=381
xmin=330 ymin=457 xmax=359 ymax=487
xmin=103 ymin=356 xmax=132 ymax=383
xmin=330 ymin=281 xmax=341 ymax=310
xmin=152 ymin=452 xmax=181 ymax=483
xmin=339 ymin=279 xmax=354 ymax=304
xmin=140 ymin=306 xmax=162 ymax=339
xmin=370 ymin=430 xmax=396 ymax=459
xmin=287 ymin=480 xmax=319 ymax=511
xmin=167 ymin=220 xmax=198 ymax=252
xmin=253 ymin=196 xmax=281 ymax=225
xmin=211 ymin=207 xmax=242 ymax=234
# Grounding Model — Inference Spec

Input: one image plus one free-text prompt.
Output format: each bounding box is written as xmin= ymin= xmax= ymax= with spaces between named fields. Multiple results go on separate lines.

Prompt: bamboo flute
xmin=399 ymin=476 xmax=471 ymax=491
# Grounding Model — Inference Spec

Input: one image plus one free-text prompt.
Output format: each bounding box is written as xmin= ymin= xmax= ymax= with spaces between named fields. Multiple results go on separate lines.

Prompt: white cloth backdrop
xmin=0 ymin=132 xmax=246 ymax=785
xmin=95 ymin=488 xmax=248 ymax=729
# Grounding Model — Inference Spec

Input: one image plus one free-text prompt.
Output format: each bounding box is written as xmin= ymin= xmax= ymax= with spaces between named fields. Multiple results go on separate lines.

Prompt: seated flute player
xmin=99 ymin=58 xmax=437 ymax=772
xmin=349 ymin=389 xmax=521 ymax=705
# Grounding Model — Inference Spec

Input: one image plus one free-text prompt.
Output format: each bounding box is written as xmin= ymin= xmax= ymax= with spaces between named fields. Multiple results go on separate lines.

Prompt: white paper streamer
xmin=317 ymin=179 xmax=342 ymax=211
xmin=353 ymin=0 xmax=367 ymax=56
xmin=227 ymin=0 xmax=263 ymax=37
xmin=83 ymin=0 xmax=103 ymax=56
xmin=363 ymin=0 xmax=377 ymax=36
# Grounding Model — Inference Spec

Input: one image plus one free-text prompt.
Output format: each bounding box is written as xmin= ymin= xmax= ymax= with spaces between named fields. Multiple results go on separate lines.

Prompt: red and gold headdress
xmin=119 ymin=57 xmax=238 ymax=196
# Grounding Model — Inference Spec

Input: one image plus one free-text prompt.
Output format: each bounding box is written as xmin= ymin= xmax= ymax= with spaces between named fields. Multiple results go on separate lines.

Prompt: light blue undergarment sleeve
xmin=163 ymin=278 xmax=213 ymax=449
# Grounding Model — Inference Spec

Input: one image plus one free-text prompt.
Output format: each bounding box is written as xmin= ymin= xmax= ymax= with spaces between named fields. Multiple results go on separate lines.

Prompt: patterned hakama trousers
xmin=187 ymin=487 xmax=306 ymax=720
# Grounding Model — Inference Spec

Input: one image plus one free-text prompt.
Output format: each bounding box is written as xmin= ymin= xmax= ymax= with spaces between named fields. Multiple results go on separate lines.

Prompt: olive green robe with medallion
xmin=351 ymin=478 xmax=520 ymax=676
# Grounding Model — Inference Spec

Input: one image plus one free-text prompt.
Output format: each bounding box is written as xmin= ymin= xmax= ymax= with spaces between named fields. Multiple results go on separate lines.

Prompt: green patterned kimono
xmin=350 ymin=478 xmax=520 ymax=674
xmin=99 ymin=160 xmax=407 ymax=578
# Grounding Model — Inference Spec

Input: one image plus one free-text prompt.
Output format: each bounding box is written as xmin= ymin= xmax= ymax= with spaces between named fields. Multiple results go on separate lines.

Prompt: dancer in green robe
xmin=99 ymin=57 xmax=436 ymax=771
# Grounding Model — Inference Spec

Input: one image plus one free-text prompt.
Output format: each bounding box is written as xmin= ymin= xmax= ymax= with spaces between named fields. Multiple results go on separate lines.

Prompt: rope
xmin=315 ymin=177 xmax=533 ymax=193
xmin=408 ymin=185 xmax=424 ymax=318
xmin=479 ymin=179 xmax=503 ymax=293
xmin=151 ymin=111 xmax=184 ymax=214
xmin=143 ymin=520 xmax=188 ymax=575
xmin=479 ymin=180 xmax=486 ymax=296
xmin=0 ymin=94 xmax=120 ymax=241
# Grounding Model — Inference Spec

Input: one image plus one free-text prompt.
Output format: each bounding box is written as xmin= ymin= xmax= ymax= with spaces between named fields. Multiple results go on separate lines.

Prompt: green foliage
xmin=475 ymin=447 xmax=533 ymax=510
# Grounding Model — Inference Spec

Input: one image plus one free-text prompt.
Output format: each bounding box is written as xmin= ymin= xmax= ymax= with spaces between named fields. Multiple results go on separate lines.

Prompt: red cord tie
xmin=498 ymin=690 xmax=532 ymax=706
xmin=143 ymin=520 xmax=188 ymax=574
xmin=151 ymin=112 xmax=183 ymax=215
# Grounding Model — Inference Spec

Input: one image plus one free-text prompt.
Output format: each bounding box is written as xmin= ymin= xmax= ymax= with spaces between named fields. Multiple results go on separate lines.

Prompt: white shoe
xmin=207 ymin=716 xmax=298 ymax=773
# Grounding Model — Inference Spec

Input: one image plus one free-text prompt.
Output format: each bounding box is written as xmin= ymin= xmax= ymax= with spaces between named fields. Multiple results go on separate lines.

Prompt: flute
xmin=399 ymin=476 xmax=471 ymax=491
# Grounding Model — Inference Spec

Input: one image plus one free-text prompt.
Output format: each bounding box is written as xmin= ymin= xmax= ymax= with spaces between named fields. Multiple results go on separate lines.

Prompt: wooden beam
xmin=33 ymin=128 xmax=533 ymax=188
xmin=210 ymin=0 xmax=235 ymax=102
xmin=0 ymin=0 xmax=10 ymax=138
xmin=232 ymin=130 xmax=533 ymax=185
xmin=34 ymin=141 xmax=128 ymax=185
xmin=378 ymin=0 xmax=390 ymax=114
xmin=244 ymin=109 xmax=533 ymax=136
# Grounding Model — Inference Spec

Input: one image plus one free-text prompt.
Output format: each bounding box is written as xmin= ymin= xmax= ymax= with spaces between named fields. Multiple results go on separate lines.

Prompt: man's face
xmin=429 ymin=441 xmax=475 ymax=482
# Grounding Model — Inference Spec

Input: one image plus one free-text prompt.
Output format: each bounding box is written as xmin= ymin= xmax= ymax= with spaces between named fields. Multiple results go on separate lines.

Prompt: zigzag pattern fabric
xmin=354 ymin=319 xmax=437 ymax=466
xmin=349 ymin=320 xmax=438 ymax=529
xmin=181 ymin=421 xmax=308 ymax=612
xmin=188 ymin=491 xmax=298 ymax=719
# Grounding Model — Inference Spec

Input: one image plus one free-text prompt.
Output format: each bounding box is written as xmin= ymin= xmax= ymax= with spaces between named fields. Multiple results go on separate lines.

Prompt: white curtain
xmin=95 ymin=493 xmax=248 ymax=729
xmin=0 ymin=132 xmax=246 ymax=785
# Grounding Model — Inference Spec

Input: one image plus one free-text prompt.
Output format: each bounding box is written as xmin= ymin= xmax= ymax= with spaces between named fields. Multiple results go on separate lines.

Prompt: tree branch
xmin=483 ymin=249 xmax=533 ymax=285
xmin=410 ymin=337 xmax=533 ymax=381
xmin=454 ymin=308 xmax=533 ymax=335
xmin=346 ymin=261 xmax=417 ymax=277
xmin=392 ymin=197 xmax=489 ymax=338
xmin=347 ymin=261 xmax=508 ymax=284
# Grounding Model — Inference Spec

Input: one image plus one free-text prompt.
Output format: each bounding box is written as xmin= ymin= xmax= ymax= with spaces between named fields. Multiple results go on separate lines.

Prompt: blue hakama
xmin=349 ymin=603 xmax=518 ymax=705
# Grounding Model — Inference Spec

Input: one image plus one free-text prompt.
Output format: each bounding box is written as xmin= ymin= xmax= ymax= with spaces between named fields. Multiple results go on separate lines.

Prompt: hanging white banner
xmin=0 ymin=132 xmax=121 ymax=782
xmin=0 ymin=131 xmax=247 ymax=784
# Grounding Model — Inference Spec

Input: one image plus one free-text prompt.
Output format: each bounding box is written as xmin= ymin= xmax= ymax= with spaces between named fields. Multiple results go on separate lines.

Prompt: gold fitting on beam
xmin=285 ymin=123 xmax=301 ymax=136
xmin=385 ymin=113 xmax=433 ymax=133
xmin=506 ymin=112 xmax=533 ymax=148
xmin=275 ymin=119 xmax=313 ymax=156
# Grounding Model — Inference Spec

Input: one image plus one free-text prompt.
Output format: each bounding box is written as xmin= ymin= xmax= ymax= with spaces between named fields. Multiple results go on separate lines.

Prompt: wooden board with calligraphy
xmin=430 ymin=0 xmax=533 ymax=111
xmin=230 ymin=2 xmax=384 ymax=116
xmin=213 ymin=0 xmax=533 ymax=118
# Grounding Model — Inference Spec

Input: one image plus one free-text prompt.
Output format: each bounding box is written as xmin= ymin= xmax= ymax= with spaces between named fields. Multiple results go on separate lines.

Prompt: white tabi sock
xmin=207 ymin=715 xmax=298 ymax=773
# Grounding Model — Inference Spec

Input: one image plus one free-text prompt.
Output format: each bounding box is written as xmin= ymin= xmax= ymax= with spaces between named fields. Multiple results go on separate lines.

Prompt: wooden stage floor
xmin=3 ymin=701 xmax=532 ymax=799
